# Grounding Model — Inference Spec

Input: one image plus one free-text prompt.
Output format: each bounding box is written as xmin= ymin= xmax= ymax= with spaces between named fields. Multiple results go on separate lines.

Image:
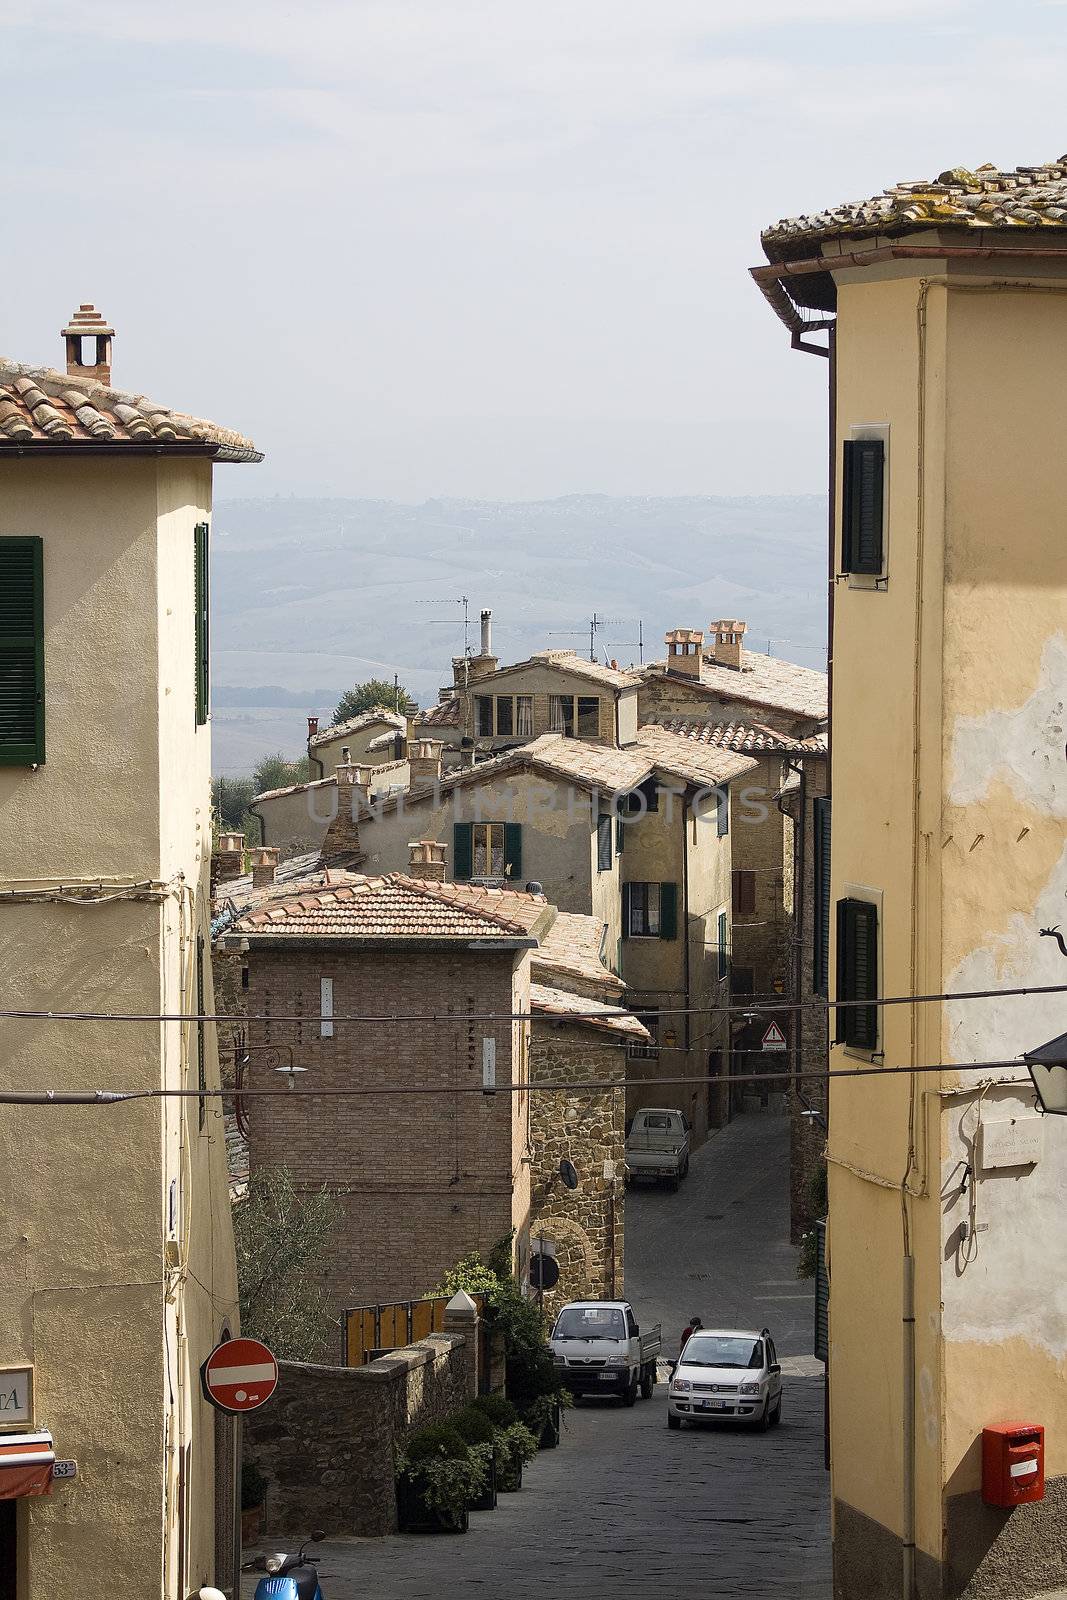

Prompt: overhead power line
xmin=0 ymin=1062 xmax=1035 ymax=1108
xmin=1 ymin=980 xmax=1065 ymax=1026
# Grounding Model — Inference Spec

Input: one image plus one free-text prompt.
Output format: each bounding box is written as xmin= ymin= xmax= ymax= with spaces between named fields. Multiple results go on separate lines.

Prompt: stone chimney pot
xmin=408 ymin=839 xmax=448 ymax=881
xmin=249 ymin=846 xmax=280 ymax=888
xmin=665 ymin=628 xmax=705 ymax=679
xmin=708 ymin=619 xmax=747 ymax=672
xmin=62 ymin=303 xmax=114 ymax=384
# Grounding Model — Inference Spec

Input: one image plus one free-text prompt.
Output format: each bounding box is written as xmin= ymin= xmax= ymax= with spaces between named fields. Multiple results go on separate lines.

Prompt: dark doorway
xmin=0 ymin=1501 xmax=17 ymax=1600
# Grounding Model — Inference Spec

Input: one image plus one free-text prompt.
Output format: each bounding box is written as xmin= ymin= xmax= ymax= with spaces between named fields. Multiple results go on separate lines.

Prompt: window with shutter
xmin=503 ymin=822 xmax=522 ymax=881
xmin=0 ymin=537 xmax=45 ymax=765
xmin=495 ymin=696 xmax=513 ymax=736
xmin=453 ymin=821 xmax=473 ymax=879
xmin=625 ymin=882 xmax=663 ymax=938
xmin=597 ymin=813 xmax=612 ymax=873
xmin=717 ymin=909 xmax=728 ymax=978
xmin=813 ymin=798 xmax=831 ymax=996
xmin=194 ymin=522 xmax=210 ymax=726
xmin=836 ymin=897 xmax=878 ymax=1049
xmin=716 ymin=784 xmax=729 ymax=837
xmin=732 ymin=870 xmax=756 ymax=914
xmin=476 ymin=696 xmax=494 ymax=737
xmin=659 ymin=882 xmax=678 ymax=941
xmin=842 ymin=439 xmax=885 ymax=575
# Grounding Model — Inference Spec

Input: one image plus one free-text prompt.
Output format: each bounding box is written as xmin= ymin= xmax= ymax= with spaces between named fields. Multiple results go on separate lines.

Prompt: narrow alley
xmin=272 ymin=1114 xmax=832 ymax=1600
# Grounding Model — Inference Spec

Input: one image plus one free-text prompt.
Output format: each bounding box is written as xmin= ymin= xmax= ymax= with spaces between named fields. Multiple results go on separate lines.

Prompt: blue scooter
xmin=240 ymin=1530 xmax=326 ymax=1599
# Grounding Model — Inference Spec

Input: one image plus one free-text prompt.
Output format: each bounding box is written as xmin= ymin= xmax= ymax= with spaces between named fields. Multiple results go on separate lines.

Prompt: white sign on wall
xmin=979 ymin=1115 xmax=1044 ymax=1172
xmin=0 ymin=1366 xmax=33 ymax=1430
xmin=482 ymin=1036 xmax=496 ymax=1093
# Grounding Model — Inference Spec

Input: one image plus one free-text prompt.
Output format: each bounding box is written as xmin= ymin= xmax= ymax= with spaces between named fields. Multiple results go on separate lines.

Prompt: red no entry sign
xmin=201 ymin=1338 xmax=279 ymax=1415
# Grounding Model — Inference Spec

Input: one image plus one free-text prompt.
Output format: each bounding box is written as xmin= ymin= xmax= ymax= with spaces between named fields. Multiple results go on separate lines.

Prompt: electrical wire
xmin=1 ymin=979 xmax=1065 ymax=1025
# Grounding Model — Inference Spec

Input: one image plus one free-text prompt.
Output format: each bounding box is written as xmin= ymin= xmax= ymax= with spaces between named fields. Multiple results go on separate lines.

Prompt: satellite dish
xmin=559 ymin=1159 xmax=579 ymax=1191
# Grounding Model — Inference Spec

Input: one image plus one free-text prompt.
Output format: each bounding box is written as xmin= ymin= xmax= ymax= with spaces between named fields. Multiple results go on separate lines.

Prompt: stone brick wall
xmin=245 ymin=1329 xmax=476 ymax=1538
xmin=244 ymin=945 xmax=526 ymax=1332
xmin=529 ymin=1019 xmax=625 ymax=1320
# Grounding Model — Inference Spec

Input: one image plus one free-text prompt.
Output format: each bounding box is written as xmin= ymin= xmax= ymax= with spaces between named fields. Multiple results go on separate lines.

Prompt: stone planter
xmin=497 ymin=1458 xmax=523 ymax=1493
xmin=241 ymin=1505 xmax=263 ymax=1545
xmin=538 ymin=1402 xmax=562 ymax=1451
xmin=396 ymin=1475 xmax=469 ymax=1534
xmin=469 ymin=1457 xmax=497 ymax=1512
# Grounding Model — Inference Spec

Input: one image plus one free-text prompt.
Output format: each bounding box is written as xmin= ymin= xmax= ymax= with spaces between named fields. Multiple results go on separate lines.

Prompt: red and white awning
xmin=0 ymin=1432 xmax=54 ymax=1498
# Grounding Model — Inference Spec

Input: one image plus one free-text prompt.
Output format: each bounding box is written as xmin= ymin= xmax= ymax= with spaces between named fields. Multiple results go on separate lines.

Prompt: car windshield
xmin=554 ymin=1307 xmax=626 ymax=1341
xmin=682 ymin=1336 xmax=763 ymax=1369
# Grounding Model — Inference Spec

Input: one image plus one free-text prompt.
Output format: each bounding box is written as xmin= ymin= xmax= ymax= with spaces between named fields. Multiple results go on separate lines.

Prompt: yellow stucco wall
xmin=0 ymin=457 xmax=239 ymax=1599
xmin=828 ymin=259 xmax=1067 ymax=1580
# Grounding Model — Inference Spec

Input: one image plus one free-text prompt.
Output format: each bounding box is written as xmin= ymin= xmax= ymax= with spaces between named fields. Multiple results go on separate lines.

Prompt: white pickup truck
xmin=625 ymin=1107 xmax=690 ymax=1189
xmin=549 ymin=1300 xmax=661 ymax=1406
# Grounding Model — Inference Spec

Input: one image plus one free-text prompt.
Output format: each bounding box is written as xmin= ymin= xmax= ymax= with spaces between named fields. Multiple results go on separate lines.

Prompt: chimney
xmin=248 ymin=846 xmax=280 ymax=888
xmin=307 ymin=715 xmax=320 ymax=740
xmin=708 ymin=619 xmax=747 ymax=671
xmin=480 ymin=609 xmax=493 ymax=657
xmin=334 ymin=759 xmax=371 ymax=799
xmin=453 ymin=652 xmax=497 ymax=686
xmin=61 ymin=304 xmax=114 ymax=385
xmin=213 ymin=832 xmax=245 ymax=885
xmin=409 ymin=738 xmax=443 ymax=787
xmin=665 ymin=628 xmax=705 ymax=679
xmin=408 ymin=839 xmax=447 ymax=882
xmin=318 ymin=766 xmax=369 ymax=863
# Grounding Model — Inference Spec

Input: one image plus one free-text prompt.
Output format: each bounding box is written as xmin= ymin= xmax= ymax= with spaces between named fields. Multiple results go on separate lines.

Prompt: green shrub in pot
xmin=396 ymin=1422 xmax=485 ymax=1523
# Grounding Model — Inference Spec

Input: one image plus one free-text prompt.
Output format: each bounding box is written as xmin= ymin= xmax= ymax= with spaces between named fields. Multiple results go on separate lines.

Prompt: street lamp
xmin=1023 ymin=1031 xmax=1067 ymax=1115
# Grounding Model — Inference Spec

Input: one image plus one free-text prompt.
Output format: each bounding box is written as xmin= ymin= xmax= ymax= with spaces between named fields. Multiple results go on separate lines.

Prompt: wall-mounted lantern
xmin=1023 ymin=1031 xmax=1067 ymax=1115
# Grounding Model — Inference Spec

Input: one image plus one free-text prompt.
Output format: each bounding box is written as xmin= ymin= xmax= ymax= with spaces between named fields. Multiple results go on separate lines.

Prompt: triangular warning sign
xmin=761 ymin=1021 xmax=788 ymax=1050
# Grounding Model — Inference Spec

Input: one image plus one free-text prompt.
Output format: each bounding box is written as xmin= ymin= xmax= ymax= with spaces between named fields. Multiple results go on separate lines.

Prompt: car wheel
xmin=667 ymin=1411 xmax=681 ymax=1430
xmin=666 ymin=1176 xmax=681 ymax=1193
xmin=640 ymin=1369 xmax=655 ymax=1400
xmin=623 ymin=1378 xmax=639 ymax=1407
xmin=757 ymin=1398 xmax=771 ymax=1432
xmin=770 ymin=1394 xmax=782 ymax=1428
xmin=681 ymin=1156 xmax=690 ymax=1178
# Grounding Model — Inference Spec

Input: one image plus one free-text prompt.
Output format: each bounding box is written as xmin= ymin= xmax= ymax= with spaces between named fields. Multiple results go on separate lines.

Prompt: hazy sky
xmin=4 ymin=1 xmax=1067 ymax=500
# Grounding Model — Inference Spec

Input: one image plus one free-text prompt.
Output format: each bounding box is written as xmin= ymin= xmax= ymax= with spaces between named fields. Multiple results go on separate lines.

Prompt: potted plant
xmin=451 ymin=1406 xmax=497 ymax=1511
xmin=472 ymin=1393 xmax=539 ymax=1492
xmin=525 ymin=1388 xmax=568 ymax=1450
xmin=241 ymin=1460 xmax=267 ymax=1545
xmin=395 ymin=1423 xmax=483 ymax=1533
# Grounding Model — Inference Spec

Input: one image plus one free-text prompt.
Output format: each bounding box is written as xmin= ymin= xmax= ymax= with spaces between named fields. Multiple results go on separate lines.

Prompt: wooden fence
xmin=343 ymin=1293 xmax=486 ymax=1368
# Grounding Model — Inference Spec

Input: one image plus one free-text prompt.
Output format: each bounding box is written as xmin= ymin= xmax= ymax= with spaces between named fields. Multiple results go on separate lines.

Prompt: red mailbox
xmin=982 ymin=1422 xmax=1044 ymax=1507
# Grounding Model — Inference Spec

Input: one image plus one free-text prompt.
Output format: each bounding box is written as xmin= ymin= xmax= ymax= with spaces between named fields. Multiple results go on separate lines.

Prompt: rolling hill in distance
xmin=210 ymin=494 xmax=829 ymax=776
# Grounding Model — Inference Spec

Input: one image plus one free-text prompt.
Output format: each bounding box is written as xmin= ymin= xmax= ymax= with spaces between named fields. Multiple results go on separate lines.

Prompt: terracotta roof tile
xmin=490 ymin=650 xmax=642 ymax=690
xmin=0 ymin=359 xmax=259 ymax=460
xmin=533 ymin=913 xmax=624 ymax=999
xmin=762 ymin=158 xmax=1067 ymax=255
xmin=632 ymin=725 xmax=759 ymax=787
xmin=643 ymin=651 xmax=827 ymax=721
xmin=654 ymin=718 xmax=827 ymax=756
xmin=309 ymin=707 xmax=406 ymax=748
xmin=531 ymin=982 xmax=650 ymax=1039
xmin=413 ymin=699 xmax=462 ymax=730
xmin=230 ymin=871 xmax=550 ymax=941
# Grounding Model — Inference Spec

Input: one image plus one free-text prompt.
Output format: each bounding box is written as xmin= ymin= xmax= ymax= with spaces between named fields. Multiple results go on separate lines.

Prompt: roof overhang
xmin=0 ymin=439 xmax=263 ymax=463
xmin=221 ymin=934 xmax=539 ymax=953
xmin=752 ymin=236 xmax=1067 ymax=343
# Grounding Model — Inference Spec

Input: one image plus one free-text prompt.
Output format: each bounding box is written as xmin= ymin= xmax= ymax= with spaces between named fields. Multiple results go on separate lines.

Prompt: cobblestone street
xmin=246 ymin=1113 xmax=831 ymax=1599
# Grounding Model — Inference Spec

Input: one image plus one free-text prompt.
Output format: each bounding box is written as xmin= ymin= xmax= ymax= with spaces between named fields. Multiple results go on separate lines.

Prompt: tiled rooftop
xmin=656 ymin=718 xmax=828 ymax=756
xmin=645 ymin=650 xmax=827 ymax=721
xmin=0 ymin=356 xmax=260 ymax=460
xmin=252 ymin=760 xmax=408 ymax=805
xmin=534 ymin=913 xmax=624 ymax=999
xmin=632 ymin=725 xmax=759 ymax=787
xmin=230 ymin=872 xmax=551 ymax=942
xmin=491 ymin=650 xmax=642 ymax=690
xmin=413 ymin=699 xmax=462 ymax=730
xmin=531 ymin=982 xmax=649 ymax=1039
xmin=309 ymin=706 xmax=406 ymax=748
xmin=762 ymin=158 xmax=1067 ymax=258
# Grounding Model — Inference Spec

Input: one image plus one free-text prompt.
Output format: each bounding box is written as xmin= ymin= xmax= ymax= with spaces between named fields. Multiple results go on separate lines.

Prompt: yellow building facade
xmin=0 ymin=319 xmax=260 ymax=1599
xmin=759 ymin=162 xmax=1067 ymax=1597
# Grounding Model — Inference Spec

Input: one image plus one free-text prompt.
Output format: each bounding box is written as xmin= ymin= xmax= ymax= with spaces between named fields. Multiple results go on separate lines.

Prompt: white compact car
xmin=667 ymin=1327 xmax=783 ymax=1430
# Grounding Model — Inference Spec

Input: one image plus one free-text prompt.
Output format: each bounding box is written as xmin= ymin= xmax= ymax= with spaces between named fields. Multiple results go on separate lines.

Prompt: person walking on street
xmin=671 ymin=1315 xmax=702 ymax=1374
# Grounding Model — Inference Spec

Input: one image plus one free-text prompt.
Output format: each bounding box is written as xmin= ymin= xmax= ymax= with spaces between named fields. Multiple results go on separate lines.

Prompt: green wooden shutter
xmin=842 ymin=439 xmax=884 ymax=575
xmin=813 ymin=798 xmax=831 ymax=996
xmin=615 ymin=814 xmax=625 ymax=853
xmin=503 ymin=822 xmax=523 ymax=882
xmin=622 ymin=881 xmax=632 ymax=939
xmin=659 ymin=882 xmax=678 ymax=940
xmin=716 ymin=784 xmax=729 ymax=837
xmin=836 ymin=898 xmax=878 ymax=1049
xmin=717 ymin=909 xmax=728 ymax=977
xmin=194 ymin=522 xmax=210 ymax=725
xmin=453 ymin=822 xmax=473 ymax=880
xmin=0 ymin=537 xmax=45 ymax=765
xmin=597 ymin=813 xmax=612 ymax=872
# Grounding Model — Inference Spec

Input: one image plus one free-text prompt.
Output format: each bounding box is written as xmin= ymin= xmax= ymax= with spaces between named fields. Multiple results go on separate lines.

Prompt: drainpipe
xmin=902 ymin=1254 xmax=916 ymax=1599
xmin=681 ymin=785 xmax=692 ymax=1119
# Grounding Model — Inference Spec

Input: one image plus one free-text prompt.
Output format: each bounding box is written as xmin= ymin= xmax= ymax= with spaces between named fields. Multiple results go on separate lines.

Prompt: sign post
xmin=200 ymin=1338 xmax=279 ymax=1417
